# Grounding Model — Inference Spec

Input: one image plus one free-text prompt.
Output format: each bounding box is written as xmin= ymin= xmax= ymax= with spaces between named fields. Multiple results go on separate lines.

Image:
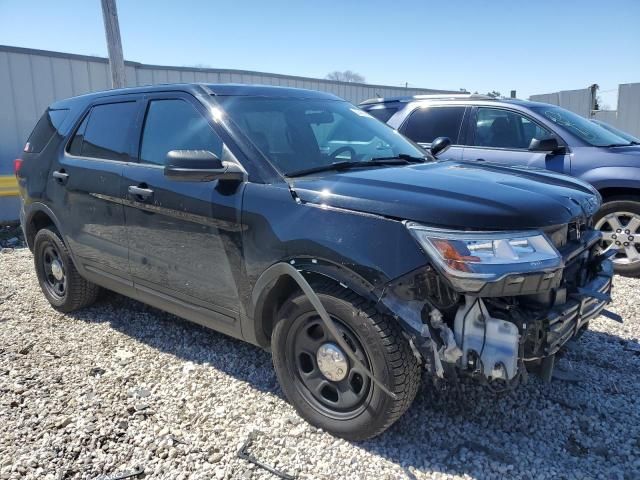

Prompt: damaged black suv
xmin=17 ymin=84 xmax=615 ymax=440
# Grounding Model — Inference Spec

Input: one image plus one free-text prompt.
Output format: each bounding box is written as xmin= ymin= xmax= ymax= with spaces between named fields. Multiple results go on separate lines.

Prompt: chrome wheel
xmin=595 ymin=211 xmax=640 ymax=266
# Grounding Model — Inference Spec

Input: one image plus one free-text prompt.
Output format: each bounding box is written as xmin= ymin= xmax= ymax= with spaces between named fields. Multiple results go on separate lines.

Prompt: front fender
xmin=579 ymin=166 xmax=640 ymax=191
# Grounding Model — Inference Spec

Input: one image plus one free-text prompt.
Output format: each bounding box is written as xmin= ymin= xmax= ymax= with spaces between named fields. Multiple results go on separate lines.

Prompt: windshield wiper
xmin=370 ymin=153 xmax=428 ymax=163
xmin=285 ymin=159 xmax=407 ymax=178
xmin=604 ymin=143 xmax=633 ymax=147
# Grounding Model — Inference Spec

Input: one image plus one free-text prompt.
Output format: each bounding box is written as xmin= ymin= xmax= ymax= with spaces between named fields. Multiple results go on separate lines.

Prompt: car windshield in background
xmin=531 ymin=105 xmax=632 ymax=147
xmin=216 ymin=97 xmax=426 ymax=175
xmin=592 ymin=119 xmax=640 ymax=144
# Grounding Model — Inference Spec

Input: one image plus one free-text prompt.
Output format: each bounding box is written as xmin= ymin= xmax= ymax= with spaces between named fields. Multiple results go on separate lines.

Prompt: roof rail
xmin=359 ymin=93 xmax=495 ymax=105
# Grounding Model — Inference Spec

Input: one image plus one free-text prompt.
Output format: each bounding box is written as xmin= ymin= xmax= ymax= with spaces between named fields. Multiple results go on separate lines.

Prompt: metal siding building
xmin=0 ymin=45 xmax=457 ymax=220
xmin=529 ymin=88 xmax=593 ymax=118
xmin=530 ymin=83 xmax=640 ymax=138
xmin=616 ymin=82 xmax=640 ymax=137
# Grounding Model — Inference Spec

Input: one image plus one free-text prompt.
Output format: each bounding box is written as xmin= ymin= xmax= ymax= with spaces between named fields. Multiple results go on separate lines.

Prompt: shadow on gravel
xmin=69 ymin=291 xmax=640 ymax=479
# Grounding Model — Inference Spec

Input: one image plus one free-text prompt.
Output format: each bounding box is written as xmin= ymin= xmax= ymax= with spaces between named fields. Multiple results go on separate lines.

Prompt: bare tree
xmin=326 ymin=70 xmax=366 ymax=83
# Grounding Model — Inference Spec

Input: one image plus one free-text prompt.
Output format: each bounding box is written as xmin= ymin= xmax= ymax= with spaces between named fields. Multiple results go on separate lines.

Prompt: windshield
xmin=592 ymin=120 xmax=640 ymax=144
xmin=216 ymin=96 xmax=426 ymax=175
xmin=530 ymin=105 xmax=632 ymax=147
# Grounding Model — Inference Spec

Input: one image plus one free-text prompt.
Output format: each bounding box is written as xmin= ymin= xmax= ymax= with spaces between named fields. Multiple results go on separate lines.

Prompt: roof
xmin=359 ymin=93 xmax=493 ymax=105
xmin=50 ymin=82 xmax=342 ymax=109
xmin=203 ymin=83 xmax=342 ymax=100
xmin=359 ymin=93 xmax=553 ymax=108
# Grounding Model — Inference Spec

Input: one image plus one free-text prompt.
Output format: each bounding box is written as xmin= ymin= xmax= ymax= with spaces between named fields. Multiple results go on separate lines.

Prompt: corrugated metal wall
xmin=616 ymin=83 xmax=640 ymax=137
xmin=529 ymin=84 xmax=640 ymax=138
xmin=0 ymin=44 xmax=456 ymax=179
xmin=592 ymin=109 xmax=618 ymax=125
xmin=529 ymin=88 xmax=593 ymax=118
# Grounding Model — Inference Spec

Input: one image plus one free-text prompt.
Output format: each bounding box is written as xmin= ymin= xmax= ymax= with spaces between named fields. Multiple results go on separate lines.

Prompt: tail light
xmin=14 ymin=158 xmax=23 ymax=177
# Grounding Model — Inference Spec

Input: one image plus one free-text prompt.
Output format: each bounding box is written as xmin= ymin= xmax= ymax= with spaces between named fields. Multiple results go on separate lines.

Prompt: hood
xmin=289 ymin=160 xmax=599 ymax=230
xmin=583 ymin=145 xmax=640 ymax=166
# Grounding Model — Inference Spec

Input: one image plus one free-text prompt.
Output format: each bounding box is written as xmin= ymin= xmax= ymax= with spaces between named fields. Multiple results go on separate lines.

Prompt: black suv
xmin=360 ymin=94 xmax=640 ymax=276
xmin=17 ymin=84 xmax=614 ymax=440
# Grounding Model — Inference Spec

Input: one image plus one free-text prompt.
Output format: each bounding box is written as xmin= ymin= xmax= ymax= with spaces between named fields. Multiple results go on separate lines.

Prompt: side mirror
xmin=164 ymin=150 xmax=244 ymax=182
xmin=528 ymin=137 xmax=565 ymax=154
xmin=430 ymin=137 xmax=452 ymax=157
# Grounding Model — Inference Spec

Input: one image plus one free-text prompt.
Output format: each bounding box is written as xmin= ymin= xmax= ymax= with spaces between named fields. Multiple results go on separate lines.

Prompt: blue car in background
xmin=361 ymin=95 xmax=640 ymax=276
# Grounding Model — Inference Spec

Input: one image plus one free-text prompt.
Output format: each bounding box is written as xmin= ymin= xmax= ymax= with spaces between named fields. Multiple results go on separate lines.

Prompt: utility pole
xmin=100 ymin=0 xmax=126 ymax=88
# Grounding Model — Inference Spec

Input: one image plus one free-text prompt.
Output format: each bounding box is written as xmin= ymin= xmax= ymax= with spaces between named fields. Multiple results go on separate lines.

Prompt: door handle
xmin=128 ymin=185 xmax=154 ymax=200
xmin=52 ymin=170 xmax=69 ymax=184
xmin=476 ymin=158 xmax=486 ymax=162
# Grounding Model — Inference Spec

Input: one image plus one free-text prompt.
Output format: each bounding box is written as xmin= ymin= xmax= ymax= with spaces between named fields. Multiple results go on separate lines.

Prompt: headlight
xmin=406 ymin=223 xmax=563 ymax=291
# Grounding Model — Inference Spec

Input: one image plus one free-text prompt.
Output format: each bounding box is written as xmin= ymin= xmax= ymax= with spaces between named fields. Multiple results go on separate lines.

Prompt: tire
xmin=594 ymin=197 xmax=640 ymax=277
xmin=33 ymin=228 xmax=100 ymax=312
xmin=271 ymin=281 xmax=421 ymax=441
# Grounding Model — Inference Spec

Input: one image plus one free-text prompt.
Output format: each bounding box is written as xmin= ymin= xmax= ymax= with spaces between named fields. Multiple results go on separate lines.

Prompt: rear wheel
xmin=271 ymin=282 xmax=421 ymax=440
xmin=594 ymin=198 xmax=640 ymax=277
xmin=33 ymin=228 xmax=100 ymax=312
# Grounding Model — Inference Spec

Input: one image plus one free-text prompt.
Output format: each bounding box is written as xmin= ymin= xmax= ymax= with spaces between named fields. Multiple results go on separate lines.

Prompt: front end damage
xmin=378 ymin=222 xmax=616 ymax=389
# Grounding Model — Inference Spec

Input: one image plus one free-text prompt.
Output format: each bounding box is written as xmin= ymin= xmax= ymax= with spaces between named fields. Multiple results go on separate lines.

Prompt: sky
xmin=1 ymin=0 xmax=638 ymax=106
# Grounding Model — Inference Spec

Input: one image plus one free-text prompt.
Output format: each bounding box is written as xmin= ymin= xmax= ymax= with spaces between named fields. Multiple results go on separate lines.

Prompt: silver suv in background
xmin=361 ymin=94 xmax=640 ymax=276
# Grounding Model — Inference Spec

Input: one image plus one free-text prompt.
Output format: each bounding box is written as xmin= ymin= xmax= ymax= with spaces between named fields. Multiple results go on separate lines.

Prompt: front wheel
xmin=594 ymin=198 xmax=640 ymax=277
xmin=271 ymin=282 xmax=421 ymax=441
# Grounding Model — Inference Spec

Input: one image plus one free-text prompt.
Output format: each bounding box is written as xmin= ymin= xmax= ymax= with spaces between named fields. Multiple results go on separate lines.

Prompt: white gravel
xmin=1 ymin=247 xmax=639 ymax=480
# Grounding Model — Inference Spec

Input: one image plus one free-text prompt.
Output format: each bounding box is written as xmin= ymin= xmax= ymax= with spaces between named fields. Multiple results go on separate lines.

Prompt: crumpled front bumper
xmin=543 ymin=258 xmax=614 ymax=356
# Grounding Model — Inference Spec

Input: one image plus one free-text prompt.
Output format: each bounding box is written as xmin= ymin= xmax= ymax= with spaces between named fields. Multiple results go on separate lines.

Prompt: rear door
xmin=121 ymin=92 xmax=245 ymax=335
xmin=461 ymin=106 xmax=569 ymax=173
xmin=53 ymin=97 xmax=140 ymax=281
xmin=397 ymin=105 xmax=467 ymax=161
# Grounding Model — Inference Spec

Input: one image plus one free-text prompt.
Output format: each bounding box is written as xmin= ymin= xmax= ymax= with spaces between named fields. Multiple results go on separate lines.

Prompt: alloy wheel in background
xmin=595 ymin=211 xmax=640 ymax=266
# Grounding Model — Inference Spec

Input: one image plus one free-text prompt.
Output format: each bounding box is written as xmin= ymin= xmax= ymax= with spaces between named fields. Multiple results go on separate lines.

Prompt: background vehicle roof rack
xmin=360 ymin=93 xmax=495 ymax=105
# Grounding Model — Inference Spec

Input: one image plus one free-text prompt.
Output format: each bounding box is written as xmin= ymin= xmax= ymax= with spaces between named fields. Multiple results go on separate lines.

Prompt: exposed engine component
xmin=454 ymin=296 xmax=520 ymax=380
xmin=429 ymin=309 xmax=463 ymax=364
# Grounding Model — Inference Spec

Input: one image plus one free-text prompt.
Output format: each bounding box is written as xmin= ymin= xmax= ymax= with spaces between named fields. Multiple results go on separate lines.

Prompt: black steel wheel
xmin=286 ymin=312 xmax=372 ymax=419
xmin=33 ymin=228 xmax=100 ymax=312
xmin=41 ymin=243 xmax=67 ymax=300
xmin=272 ymin=281 xmax=421 ymax=441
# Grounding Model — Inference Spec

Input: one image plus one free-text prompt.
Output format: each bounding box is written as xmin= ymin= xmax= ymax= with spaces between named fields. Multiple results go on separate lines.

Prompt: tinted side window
xmin=70 ymin=102 xmax=138 ymax=161
xmin=26 ymin=109 xmax=69 ymax=153
xmin=68 ymin=114 xmax=89 ymax=156
xmin=473 ymin=107 xmax=554 ymax=149
xmin=140 ymin=99 xmax=224 ymax=165
xmin=401 ymin=106 xmax=465 ymax=144
xmin=365 ymin=106 xmax=399 ymax=123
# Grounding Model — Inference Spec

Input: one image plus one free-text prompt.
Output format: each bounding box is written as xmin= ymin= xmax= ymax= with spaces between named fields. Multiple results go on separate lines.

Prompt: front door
xmin=121 ymin=94 xmax=245 ymax=334
xmin=54 ymin=98 xmax=140 ymax=280
xmin=462 ymin=106 xmax=570 ymax=173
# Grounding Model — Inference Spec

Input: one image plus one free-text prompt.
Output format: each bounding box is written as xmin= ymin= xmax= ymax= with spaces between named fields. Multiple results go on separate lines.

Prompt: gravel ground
xmin=1 ymin=247 xmax=639 ymax=480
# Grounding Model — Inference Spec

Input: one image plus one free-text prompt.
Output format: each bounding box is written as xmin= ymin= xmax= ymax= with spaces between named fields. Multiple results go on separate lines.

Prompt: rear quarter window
xmin=364 ymin=106 xmax=400 ymax=123
xmin=25 ymin=109 xmax=70 ymax=153
xmin=400 ymin=106 xmax=466 ymax=144
xmin=68 ymin=101 xmax=138 ymax=161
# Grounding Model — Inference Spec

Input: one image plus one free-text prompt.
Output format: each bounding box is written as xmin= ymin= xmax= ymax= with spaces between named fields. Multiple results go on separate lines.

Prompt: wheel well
xmin=256 ymin=272 xmax=345 ymax=345
xmin=598 ymin=187 xmax=640 ymax=203
xmin=26 ymin=211 xmax=55 ymax=250
xmin=257 ymin=275 xmax=299 ymax=345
